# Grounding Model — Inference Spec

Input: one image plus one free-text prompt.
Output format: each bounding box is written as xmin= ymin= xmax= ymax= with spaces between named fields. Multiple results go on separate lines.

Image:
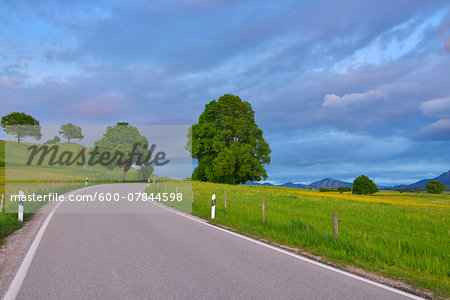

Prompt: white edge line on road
xmin=140 ymin=185 xmax=425 ymax=300
xmin=2 ymin=184 xmax=104 ymax=300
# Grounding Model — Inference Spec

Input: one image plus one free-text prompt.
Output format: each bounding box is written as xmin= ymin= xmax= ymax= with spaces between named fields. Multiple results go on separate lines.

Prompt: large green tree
xmin=352 ymin=175 xmax=379 ymax=195
xmin=59 ymin=123 xmax=84 ymax=143
xmin=1 ymin=112 xmax=42 ymax=144
xmin=426 ymin=180 xmax=446 ymax=194
xmin=191 ymin=94 xmax=271 ymax=184
xmin=94 ymin=122 xmax=149 ymax=181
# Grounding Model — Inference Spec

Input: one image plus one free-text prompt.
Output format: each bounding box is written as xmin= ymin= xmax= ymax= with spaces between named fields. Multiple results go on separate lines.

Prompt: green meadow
xmin=149 ymin=181 xmax=450 ymax=298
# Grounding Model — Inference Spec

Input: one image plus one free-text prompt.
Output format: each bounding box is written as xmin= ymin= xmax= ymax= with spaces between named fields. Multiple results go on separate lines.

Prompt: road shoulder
xmin=0 ymin=202 xmax=56 ymax=298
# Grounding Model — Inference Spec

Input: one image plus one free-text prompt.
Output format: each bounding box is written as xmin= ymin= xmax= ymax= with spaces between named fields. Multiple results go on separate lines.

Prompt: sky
xmin=1 ymin=0 xmax=449 ymax=186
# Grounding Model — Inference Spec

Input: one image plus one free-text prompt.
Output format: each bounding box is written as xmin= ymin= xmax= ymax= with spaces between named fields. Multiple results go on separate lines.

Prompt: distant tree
xmin=337 ymin=186 xmax=351 ymax=193
xmin=191 ymin=94 xmax=271 ymax=184
xmin=352 ymin=175 xmax=378 ymax=195
xmin=44 ymin=136 xmax=61 ymax=144
xmin=138 ymin=163 xmax=154 ymax=181
xmin=94 ymin=122 xmax=149 ymax=182
xmin=426 ymin=180 xmax=446 ymax=194
xmin=1 ymin=112 xmax=42 ymax=144
xmin=59 ymin=123 xmax=84 ymax=143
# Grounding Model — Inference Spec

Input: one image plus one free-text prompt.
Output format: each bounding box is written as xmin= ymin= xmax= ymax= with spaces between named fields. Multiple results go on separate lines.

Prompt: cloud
xmin=1 ymin=0 xmax=450 ymax=185
xmin=420 ymin=97 xmax=450 ymax=118
xmin=322 ymin=89 xmax=388 ymax=107
xmin=412 ymin=119 xmax=450 ymax=140
xmin=67 ymin=92 xmax=127 ymax=117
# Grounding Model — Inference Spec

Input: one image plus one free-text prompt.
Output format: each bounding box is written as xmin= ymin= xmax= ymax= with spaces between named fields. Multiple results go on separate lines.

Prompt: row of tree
xmin=1 ymin=113 xmax=153 ymax=181
xmin=0 ymin=112 xmax=84 ymax=144
xmin=2 ymin=96 xmax=448 ymax=193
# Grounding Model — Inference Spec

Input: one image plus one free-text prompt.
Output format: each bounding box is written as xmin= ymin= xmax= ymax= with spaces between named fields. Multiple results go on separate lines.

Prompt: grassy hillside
xmin=5 ymin=140 xmax=88 ymax=167
xmin=0 ymin=140 xmax=84 ymax=242
xmin=0 ymin=183 xmax=86 ymax=242
xmin=1 ymin=140 xmax=4 ymax=195
xmin=3 ymin=140 xmax=139 ymax=182
xmin=149 ymin=182 xmax=450 ymax=298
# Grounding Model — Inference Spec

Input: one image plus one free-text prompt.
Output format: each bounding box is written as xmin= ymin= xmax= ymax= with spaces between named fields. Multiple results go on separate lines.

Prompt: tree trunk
xmin=68 ymin=137 xmax=71 ymax=143
xmin=17 ymin=137 xmax=20 ymax=144
xmin=122 ymin=164 xmax=127 ymax=182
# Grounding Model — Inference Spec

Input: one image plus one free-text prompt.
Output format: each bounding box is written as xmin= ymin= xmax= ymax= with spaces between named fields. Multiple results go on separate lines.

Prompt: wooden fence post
xmin=192 ymin=189 xmax=194 ymax=203
xmin=262 ymin=198 xmax=265 ymax=224
xmin=28 ymin=186 xmax=31 ymax=194
xmin=0 ymin=193 xmax=4 ymax=213
xmin=41 ymin=183 xmax=44 ymax=191
xmin=333 ymin=212 xmax=339 ymax=239
xmin=224 ymin=192 xmax=227 ymax=213
xmin=52 ymin=182 xmax=55 ymax=189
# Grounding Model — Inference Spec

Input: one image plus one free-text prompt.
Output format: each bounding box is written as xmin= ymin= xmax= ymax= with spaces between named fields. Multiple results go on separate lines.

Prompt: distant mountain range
xmin=246 ymin=181 xmax=274 ymax=186
xmin=392 ymin=170 xmax=450 ymax=189
xmin=246 ymin=170 xmax=450 ymax=190
xmin=310 ymin=178 xmax=353 ymax=189
xmin=279 ymin=182 xmax=310 ymax=189
xmin=246 ymin=178 xmax=353 ymax=189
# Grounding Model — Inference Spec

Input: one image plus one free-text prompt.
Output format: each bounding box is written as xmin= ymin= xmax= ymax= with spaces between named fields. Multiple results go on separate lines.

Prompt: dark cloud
xmin=410 ymin=119 xmax=450 ymax=141
xmin=0 ymin=0 xmax=449 ymax=185
xmin=445 ymin=36 xmax=450 ymax=52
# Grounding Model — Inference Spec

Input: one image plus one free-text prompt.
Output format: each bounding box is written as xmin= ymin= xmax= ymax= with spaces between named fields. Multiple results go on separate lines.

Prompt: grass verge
xmin=148 ymin=181 xmax=449 ymax=298
xmin=0 ymin=183 xmax=87 ymax=243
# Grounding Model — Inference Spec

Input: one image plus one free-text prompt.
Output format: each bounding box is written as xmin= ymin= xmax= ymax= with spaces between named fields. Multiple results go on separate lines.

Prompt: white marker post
xmin=211 ymin=194 xmax=216 ymax=219
xmin=0 ymin=193 xmax=4 ymax=213
xmin=147 ymin=178 xmax=150 ymax=187
xmin=85 ymin=177 xmax=88 ymax=186
xmin=18 ymin=191 xmax=24 ymax=222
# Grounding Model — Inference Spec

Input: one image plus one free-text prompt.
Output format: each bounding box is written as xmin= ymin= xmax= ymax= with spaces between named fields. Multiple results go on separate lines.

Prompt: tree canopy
xmin=352 ymin=175 xmax=378 ymax=195
xmin=426 ymin=180 xmax=446 ymax=194
xmin=138 ymin=163 xmax=154 ymax=181
xmin=59 ymin=123 xmax=84 ymax=143
xmin=1 ymin=112 xmax=42 ymax=144
xmin=94 ymin=122 xmax=149 ymax=181
xmin=44 ymin=136 xmax=61 ymax=144
xmin=191 ymin=94 xmax=271 ymax=184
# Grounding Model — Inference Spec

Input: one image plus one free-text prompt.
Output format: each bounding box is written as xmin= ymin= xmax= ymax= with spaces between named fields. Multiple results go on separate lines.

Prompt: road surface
xmin=5 ymin=184 xmax=421 ymax=299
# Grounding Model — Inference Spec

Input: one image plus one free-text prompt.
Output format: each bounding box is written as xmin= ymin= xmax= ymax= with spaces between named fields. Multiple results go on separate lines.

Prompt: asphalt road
xmin=7 ymin=184 xmax=420 ymax=299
